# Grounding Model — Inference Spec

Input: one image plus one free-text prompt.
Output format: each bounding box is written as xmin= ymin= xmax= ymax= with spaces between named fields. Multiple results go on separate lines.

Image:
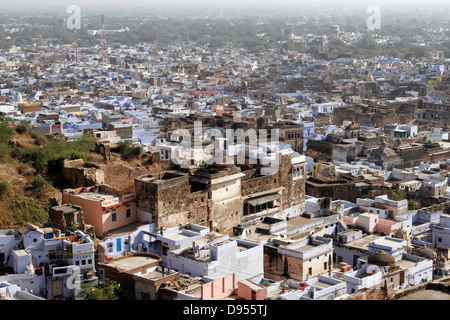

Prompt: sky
xmin=1 ymin=0 xmax=448 ymax=19
xmin=3 ymin=0 xmax=448 ymax=10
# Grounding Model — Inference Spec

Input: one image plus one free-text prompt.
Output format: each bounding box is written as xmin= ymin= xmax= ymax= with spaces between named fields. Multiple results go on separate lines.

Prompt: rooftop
xmin=103 ymin=255 xmax=159 ymax=272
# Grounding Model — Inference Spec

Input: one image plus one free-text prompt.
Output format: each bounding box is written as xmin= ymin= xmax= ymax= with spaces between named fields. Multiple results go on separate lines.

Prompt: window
xmin=88 ymin=259 xmax=92 ymax=265
xmin=324 ymin=262 xmax=327 ymax=270
xmin=141 ymin=292 xmax=151 ymax=300
xmin=112 ymin=213 xmax=117 ymax=222
xmin=82 ymin=260 xmax=86 ymax=265
xmin=126 ymin=209 xmax=131 ymax=218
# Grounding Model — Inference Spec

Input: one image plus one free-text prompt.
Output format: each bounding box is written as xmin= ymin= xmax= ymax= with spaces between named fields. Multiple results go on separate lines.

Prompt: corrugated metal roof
xmin=247 ymin=193 xmax=282 ymax=206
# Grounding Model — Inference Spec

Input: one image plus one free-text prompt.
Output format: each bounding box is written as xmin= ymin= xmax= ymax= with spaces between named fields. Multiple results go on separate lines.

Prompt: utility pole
xmin=101 ymin=15 xmax=108 ymax=62
xmin=75 ymin=28 xmax=78 ymax=63
xmin=153 ymin=33 xmax=158 ymax=57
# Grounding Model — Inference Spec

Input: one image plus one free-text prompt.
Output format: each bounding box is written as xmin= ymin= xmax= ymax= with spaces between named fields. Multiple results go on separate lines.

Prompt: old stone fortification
xmin=62 ymin=159 xmax=105 ymax=187
xmin=61 ymin=157 xmax=164 ymax=192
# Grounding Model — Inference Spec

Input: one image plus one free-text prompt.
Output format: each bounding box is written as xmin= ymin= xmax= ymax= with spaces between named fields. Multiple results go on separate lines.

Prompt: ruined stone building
xmin=135 ymin=151 xmax=307 ymax=235
xmin=135 ymin=164 xmax=244 ymax=234
xmin=264 ymin=235 xmax=333 ymax=282
xmin=367 ymin=140 xmax=403 ymax=171
xmin=49 ymin=203 xmax=85 ymax=233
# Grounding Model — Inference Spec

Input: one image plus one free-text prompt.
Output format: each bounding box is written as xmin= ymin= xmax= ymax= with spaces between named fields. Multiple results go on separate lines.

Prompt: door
xmin=52 ymin=280 xmax=63 ymax=297
xmin=400 ymin=271 xmax=405 ymax=284
xmin=116 ymin=238 xmax=122 ymax=252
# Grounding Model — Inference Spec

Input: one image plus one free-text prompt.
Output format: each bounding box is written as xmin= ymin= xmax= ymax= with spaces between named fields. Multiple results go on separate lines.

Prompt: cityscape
xmin=0 ymin=0 xmax=449 ymax=306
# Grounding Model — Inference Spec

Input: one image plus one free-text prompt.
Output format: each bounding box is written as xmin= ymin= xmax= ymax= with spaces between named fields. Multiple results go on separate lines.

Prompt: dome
xmin=368 ymin=250 xmax=395 ymax=267
xmin=413 ymin=246 xmax=437 ymax=260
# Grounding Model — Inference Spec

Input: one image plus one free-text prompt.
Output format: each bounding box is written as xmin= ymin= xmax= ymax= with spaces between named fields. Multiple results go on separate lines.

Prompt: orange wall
xmin=237 ymin=280 xmax=267 ymax=300
xmin=62 ymin=192 xmax=104 ymax=236
xmin=201 ymin=274 xmax=235 ymax=300
xmin=102 ymin=202 xmax=137 ymax=234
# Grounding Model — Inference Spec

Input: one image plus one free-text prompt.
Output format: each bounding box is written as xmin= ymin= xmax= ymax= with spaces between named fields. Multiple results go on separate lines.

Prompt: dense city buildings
xmin=0 ymin=1 xmax=449 ymax=303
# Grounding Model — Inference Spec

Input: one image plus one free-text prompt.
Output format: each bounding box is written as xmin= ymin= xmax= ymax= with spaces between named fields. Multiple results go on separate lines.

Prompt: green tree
xmin=116 ymin=141 xmax=143 ymax=162
xmin=393 ymin=189 xmax=408 ymax=201
xmin=76 ymin=279 xmax=121 ymax=300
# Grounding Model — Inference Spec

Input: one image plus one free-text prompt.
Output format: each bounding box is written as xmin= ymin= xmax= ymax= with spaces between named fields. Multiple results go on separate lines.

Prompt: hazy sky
xmin=3 ymin=0 xmax=449 ymax=9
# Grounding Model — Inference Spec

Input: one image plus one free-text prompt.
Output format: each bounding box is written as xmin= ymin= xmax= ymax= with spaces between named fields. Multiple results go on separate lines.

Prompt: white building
xmin=0 ymin=223 xmax=96 ymax=299
xmin=167 ymin=236 xmax=264 ymax=284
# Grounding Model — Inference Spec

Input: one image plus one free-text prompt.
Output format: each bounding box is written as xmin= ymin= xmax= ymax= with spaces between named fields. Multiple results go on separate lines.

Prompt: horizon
xmin=2 ymin=0 xmax=449 ymax=12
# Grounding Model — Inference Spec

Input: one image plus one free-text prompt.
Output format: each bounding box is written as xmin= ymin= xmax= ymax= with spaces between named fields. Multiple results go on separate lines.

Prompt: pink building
xmin=237 ymin=279 xmax=267 ymax=300
xmin=343 ymin=213 xmax=401 ymax=237
xmin=201 ymin=274 xmax=236 ymax=300
xmin=62 ymin=186 xmax=137 ymax=238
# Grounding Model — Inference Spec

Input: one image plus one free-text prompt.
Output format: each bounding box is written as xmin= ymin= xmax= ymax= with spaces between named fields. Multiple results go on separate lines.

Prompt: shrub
xmin=116 ymin=141 xmax=143 ymax=162
xmin=20 ymin=146 xmax=47 ymax=173
xmin=77 ymin=279 xmax=121 ymax=300
xmin=0 ymin=122 xmax=13 ymax=161
xmin=15 ymin=124 xmax=28 ymax=134
xmin=30 ymin=175 xmax=50 ymax=197
xmin=20 ymin=135 xmax=96 ymax=174
xmin=0 ymin=180 xmax=11 ymax=196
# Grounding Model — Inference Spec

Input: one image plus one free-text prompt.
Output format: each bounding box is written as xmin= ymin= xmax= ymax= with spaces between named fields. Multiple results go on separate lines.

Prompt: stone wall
xmin=61 ymin=159 xmax=105 ymax=188
xmin=306 ymin=177 xmax=381 ymax=203
xmin=306 ymin=140 xmax=333 ymax=162
xmin=135 ymin=173 xmax=210 ymax=230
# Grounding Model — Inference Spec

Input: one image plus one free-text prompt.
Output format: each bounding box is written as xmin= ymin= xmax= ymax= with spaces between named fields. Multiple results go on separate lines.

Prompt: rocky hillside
xmin=0 ymin=118 xmax=159 ymax=230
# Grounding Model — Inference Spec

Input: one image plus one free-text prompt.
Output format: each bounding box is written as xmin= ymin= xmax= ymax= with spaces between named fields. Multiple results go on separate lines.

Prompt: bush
xmin=0 ymin=180 xmax=11 ymax=196
xmin=20 ymin=135 xmax=97 ymax=174
xmin=20 ymin=146 xmax=47 ymax=173
xmin=15 ymin=124 xmax=28 ymax=134
xmin=30 ymin=175 xmax=50 ymax=197
xmin=7 ymin=195 xmax=49 ymax=227
xmin=77 ymin=279 xmax=121 ymax=300
xmin=0 ymin=122 xmax=13 ymax=162
xmin=116 ymin=141 xmax=143 ymax=162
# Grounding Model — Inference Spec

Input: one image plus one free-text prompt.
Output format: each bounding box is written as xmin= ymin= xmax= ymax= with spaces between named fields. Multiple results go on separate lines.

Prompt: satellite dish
xmin=366 ymin=264 xmax=380 ymax=275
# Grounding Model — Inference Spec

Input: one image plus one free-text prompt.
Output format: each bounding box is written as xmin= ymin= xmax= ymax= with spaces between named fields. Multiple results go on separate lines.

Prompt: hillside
xmin=0 ymin=118 xmax=156 ymax=231
xmin=0 ymin=119 xmax=93 ymax=230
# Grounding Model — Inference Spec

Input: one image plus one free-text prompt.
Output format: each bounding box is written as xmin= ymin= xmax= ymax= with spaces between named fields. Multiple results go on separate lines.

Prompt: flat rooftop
xmin=137 ymin=267 xmax=176 ymax=281
xmin=105 ymin=255 xmax=159 ymax=272
xmin=343 ymin=234 xmax=382 ymax=250
xmin=374 ymin=238 xmax=403 ymax=248
xmin=314 ymin=280 xmax=334 ymax=289
xmin=395 ymin=259 xmax=417 ymax=270
xmin=162 ymin=231 xmax=194 ymax=242
xmin=293 ymin=244 xmax=317 ymax=253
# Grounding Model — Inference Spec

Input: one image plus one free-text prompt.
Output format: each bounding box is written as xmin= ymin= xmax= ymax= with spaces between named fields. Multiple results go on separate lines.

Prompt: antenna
xmin=101 ymin=15 xmax=108 ymax=62
xmin=153 ymin=33 xmax=158 ymax=57
xmin=75 ymin=28 xmax=78 ymax=63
